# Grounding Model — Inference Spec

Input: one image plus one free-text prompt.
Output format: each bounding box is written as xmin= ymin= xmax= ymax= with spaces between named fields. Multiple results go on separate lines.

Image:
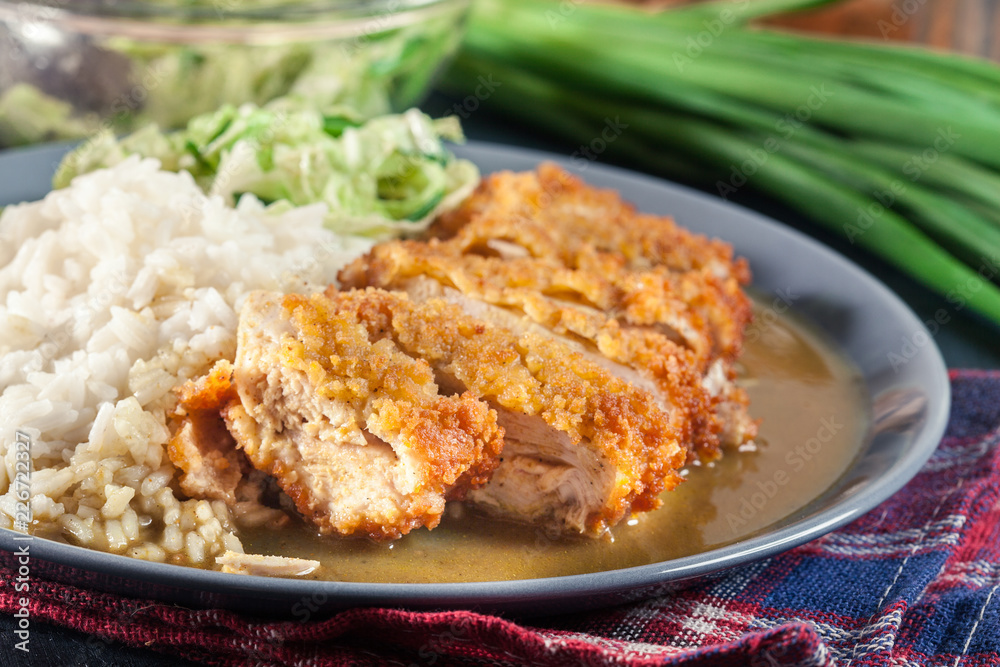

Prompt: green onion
xmin=439 ymin=0 xmax=1000 ymax=326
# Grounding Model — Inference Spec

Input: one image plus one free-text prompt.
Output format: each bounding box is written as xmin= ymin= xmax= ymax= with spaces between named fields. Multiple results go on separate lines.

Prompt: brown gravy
xmin=241 ymin=302 xmax=870 ymax=583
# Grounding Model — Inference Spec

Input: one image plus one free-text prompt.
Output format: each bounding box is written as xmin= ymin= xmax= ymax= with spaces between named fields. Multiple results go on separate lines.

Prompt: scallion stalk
xmin=440 ymin=0 xmax=1000 ymax=326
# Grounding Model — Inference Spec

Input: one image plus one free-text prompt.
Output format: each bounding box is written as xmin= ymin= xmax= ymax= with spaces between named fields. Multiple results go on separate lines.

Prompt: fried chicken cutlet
xmin=171 ymin=286 xmax=688 ymax=539
xmin=169 ymin=164 xmax=756 ymax=542
xmin=256 ymin=288 xmax=685 ymax=537
xmin=227 ymin=290 xmax=506 ymax=541
xmin=170 ymin=291 xmax=505 ymax=541
xmin=341 ymin=163 xmax=757 ymax=463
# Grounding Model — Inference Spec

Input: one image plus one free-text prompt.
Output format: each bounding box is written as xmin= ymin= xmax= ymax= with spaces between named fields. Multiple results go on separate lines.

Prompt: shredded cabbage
xmin=54 ymin=101 xmax=480 ymax=238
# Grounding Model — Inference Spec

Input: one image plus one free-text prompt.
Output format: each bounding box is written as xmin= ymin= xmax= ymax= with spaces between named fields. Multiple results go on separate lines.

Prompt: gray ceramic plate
xmin=0 ymin=141 xmax=949 ymax=616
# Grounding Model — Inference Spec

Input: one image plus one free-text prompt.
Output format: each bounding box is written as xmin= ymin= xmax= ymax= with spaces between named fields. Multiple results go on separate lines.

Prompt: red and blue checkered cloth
xmin=3 ymin=369 xmax=1000 ymax=666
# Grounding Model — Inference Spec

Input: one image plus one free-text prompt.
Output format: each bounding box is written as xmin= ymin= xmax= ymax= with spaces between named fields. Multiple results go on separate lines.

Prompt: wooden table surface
xmin=766 ymin=0 xmax=1000 ymax=60
xmin=641 ymin=0 xmax=1000 ymax=59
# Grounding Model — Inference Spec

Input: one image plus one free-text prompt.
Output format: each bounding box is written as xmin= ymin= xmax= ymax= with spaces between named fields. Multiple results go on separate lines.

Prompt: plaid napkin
xmin=2 ymin=369 xmax=999 ymax=667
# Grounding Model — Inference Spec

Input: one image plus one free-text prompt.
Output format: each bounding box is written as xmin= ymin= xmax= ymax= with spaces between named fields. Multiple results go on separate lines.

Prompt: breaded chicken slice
xmin=227 ymin=290 xmax=505 ymax=541
xmin=168 ymin=360 xmax=245 ymax=505
xmin=167 ymin=360 xmax=293 ymax=530
xmin=340 ymin=253 xmax=720 ymax=460
xmin=340 ymin=164 xmax=757 ymax=460
xmin=432 ymin=162 xmax=752 ymax=361
xmin=319 ymin=287 xmax=687 ymax=536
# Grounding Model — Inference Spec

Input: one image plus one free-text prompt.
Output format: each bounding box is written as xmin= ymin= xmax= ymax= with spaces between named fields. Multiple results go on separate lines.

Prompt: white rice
xmin=0 ymin=156 xmax=374 ymax=566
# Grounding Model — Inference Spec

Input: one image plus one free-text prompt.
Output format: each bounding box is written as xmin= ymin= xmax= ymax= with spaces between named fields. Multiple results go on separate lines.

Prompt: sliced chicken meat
xmin=225 ymin=290 xmax=505 ymax=541
xmin=168 ymin=163 xmax=757 ymax=543
xmin=340 ymin=163 xmax=758 ymax=464
xmin=307 ymin=287 xmax=688 ymax=536
xmin=215 ymin=551 xmax=320 ymax=577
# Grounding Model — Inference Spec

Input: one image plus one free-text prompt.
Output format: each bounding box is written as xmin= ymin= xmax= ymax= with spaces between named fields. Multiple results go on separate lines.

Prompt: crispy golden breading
xmin=340 ymin=244 xmax=715 ymax=455
xmin=168 ymin=361 xmax=293 ymax=530
xmin=431 ymin=162 xmax=752 ymax=361
xmin=341 ymin=163 xmax=757 ymax=462
xmin=173 ymin=359 xmax=238 ymax=409
xmin=228 ymin=290 xmax=505 ymax=541
xmin=169 ymin=164 xmax=757 ymax=541
xmin=434 ymin=162 xmax=746 ymax=272
xmin=319 ymin=287 xmax=687 ymax=534
xmin=167 ymin=360 xmax=246 ymax=505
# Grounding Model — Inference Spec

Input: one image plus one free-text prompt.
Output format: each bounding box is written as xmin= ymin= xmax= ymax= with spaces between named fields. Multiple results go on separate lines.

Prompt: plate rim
xmin=0 ymin=140 xmax=950 ymax=613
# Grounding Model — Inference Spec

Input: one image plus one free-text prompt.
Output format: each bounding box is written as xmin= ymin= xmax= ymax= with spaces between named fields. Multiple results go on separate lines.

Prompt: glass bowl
xmin=0 ymin=0 xmax=469 ymax=147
